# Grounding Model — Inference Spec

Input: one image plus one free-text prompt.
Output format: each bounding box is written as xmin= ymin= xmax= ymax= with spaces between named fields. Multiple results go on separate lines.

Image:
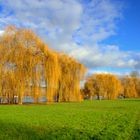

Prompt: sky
xmin=0 ymin=0 xmax=140 ymax=75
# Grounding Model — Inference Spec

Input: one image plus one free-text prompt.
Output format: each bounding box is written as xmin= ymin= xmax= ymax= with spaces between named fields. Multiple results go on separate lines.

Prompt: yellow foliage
xmin=121 ymin=77 xmax=139 ymax=98
xmin=0 ymin=26 xmax=86 ymax=104
xmin=83 ymin=74 xmax=123 ymax=99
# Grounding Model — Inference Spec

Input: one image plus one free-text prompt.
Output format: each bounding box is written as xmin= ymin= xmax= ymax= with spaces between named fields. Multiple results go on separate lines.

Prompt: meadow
xmin=0 ymin=99 xmax=140 ymax=140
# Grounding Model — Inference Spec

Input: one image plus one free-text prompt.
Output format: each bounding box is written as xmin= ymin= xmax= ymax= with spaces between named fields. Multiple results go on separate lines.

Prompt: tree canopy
xmin=0 ymin=26 xmax=86 ymax=104
xmin=83 ymin=74 xmax=123 ymax=100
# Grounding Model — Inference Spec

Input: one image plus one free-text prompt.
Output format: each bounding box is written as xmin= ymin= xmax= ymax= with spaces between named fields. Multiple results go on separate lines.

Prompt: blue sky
xmin=0 ymin=0 xmax=139 ymax=75
xmin=102 ymin=0 xmax=140 ymax=52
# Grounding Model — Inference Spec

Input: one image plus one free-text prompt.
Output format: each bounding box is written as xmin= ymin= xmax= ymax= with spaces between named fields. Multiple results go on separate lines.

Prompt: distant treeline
xmin=82 ymin=73 xmax=140 ymax=100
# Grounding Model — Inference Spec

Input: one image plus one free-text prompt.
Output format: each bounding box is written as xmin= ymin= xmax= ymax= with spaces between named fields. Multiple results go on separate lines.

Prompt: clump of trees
xmin=121 ymin=76 xmax=140 ymax=98
xmin=83 ymin=74 xmax=122 ymax=100
xmin=83 ymin=73 xmax=140 ymax=100
xmin=0 ymin=26 xmax=86 ymax=104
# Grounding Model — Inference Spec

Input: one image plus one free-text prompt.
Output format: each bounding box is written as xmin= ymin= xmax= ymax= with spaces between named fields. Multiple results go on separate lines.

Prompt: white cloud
xmin=0 ymin=0 xmax=82 ymax=43
xmin=88 ymin=70 xmax=131 ymax=77
xmin=73 ymin=0 xmax=123 ymax=44
xmin=0 ymin=30 xmax=4 ymax=36
xmin=57 ymin=42 xmax=138 ymax=69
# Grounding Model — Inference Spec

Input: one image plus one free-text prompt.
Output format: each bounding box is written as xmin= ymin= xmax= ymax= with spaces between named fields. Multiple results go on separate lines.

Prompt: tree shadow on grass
xmin=131 ymin=115 xmax=140 ymax=140
xmin=0 ymin=121 xmax=100 ymax=140
xmin=131 ymin=125 xmax=140 ymax=140
xmin=0 ymin=120 xmax=139 ymax=140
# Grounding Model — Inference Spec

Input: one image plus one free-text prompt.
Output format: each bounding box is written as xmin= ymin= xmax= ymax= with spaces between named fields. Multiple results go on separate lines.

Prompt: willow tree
xmin=83 ymin=74 xmax=122 ymax=100
xmin=57 ymin=54 xmax=86 ymax=102
xmin=0 ymin=26 xmax=86 ymax=104
xmin=121 ymin=77 xmax=138 ymax=98
xmin=83 ymin=75 xmax=96 ymax=100
xmin=133 ymin=78 xmax=140 ymax=97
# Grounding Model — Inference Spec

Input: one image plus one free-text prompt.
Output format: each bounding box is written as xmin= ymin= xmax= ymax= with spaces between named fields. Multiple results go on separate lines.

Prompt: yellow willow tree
xmin=0 ymin=26 xmax=86 ymax=104
xmin=121 ymin=77 xmax=137 ymax=98
xmin=83 ymin=75 xmax=96 ymax=100
xmin=83 ymin=74 xmax=122 ymax=100
xmin=133 ymin=78 xmax=140 ymax=97
xmin=44 ymin=51 xmax=61 ymax=103
xmin=102 ymin=74 xmax=123 ymax=99
xmin=57 ymin=54 xmax=86 ymax=102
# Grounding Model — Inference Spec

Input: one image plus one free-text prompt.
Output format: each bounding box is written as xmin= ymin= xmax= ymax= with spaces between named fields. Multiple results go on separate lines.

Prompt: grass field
xmin=0 ymin=99 xmax=140 ymax=140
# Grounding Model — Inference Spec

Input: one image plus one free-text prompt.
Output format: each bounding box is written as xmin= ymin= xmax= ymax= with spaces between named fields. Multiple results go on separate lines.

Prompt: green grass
xmin=0 ymin=99 xmax=140 ymax=140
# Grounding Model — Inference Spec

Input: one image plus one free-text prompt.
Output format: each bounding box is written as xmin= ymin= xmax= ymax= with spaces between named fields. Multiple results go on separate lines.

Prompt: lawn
xmin=0 ymin=99 xmax=140 ymax=140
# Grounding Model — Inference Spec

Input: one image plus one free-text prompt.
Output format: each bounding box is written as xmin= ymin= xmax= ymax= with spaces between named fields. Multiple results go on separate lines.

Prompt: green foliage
xmin=0 ymin=100 xmax=139 ymax=140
